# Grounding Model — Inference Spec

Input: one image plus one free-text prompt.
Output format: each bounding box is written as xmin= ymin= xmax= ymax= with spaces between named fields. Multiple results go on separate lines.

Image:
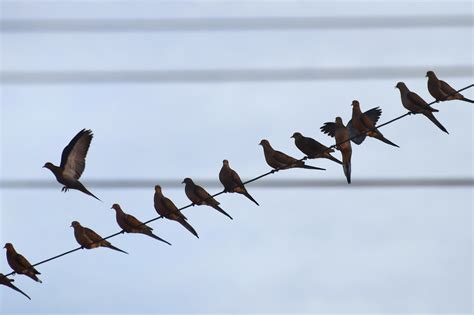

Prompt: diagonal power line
xmin=2 ymin=83 xmax=473 ymax=281
xmin=1 ymin=65 xmax=473 ymax=85
xmin=1 ymin=15 xmax=472 ymax=33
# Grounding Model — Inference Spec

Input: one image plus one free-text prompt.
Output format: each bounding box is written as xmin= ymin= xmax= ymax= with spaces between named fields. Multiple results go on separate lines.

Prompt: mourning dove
xmin=290 ymin=132 xmax=342 ymax=164
xmin=219 ymin=159 xmax=259 ymax=206
xmin=426 ymin=71 xmax=473 ymax=103
xmin=349 ymin=100 xmax=399 ymax=147
xmin=0 ymin=273 xmax=31 ymax=300
xmin=71 ymin=221 xmax=128 ymax=254
xmin=320 ymin=117 xmax=352 ymax=184
xmin=111 ymin=204 xmax=171 ymax=245
xmin=395 ymin=82 xmax=449 ymax=133
xmin=259 ymin=139 xmax=326 ymax=171
xmin=154 ymin=185 xmax=199 ymax=238
xmin=182 ymin=178 xmax=233 ymax=220
xmin=4 ymin=243 xmax=42 ymax=283
xmin=43 ymin=129 xmax=101 ymax=201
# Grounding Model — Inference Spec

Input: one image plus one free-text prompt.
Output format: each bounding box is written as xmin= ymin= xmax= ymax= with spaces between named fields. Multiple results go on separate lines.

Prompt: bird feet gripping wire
xmin=61 ymin=186 xmax=69 ymax=192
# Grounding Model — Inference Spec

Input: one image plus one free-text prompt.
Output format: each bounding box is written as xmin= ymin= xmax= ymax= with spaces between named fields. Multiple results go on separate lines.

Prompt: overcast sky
xmin=1 ymin=0 xmax=473 ymax=314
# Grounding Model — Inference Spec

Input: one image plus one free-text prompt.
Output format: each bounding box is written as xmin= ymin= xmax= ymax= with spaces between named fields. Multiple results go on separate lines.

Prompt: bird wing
xmin=363 ymin=107 xmax=382 ymax=125
xmin=272 ymin=150 xmax=297 ymax=165
xmin=439 ymin=80 xmax=458 ymax=96
xmin=60 ymin=129 xmax=93 ymax=180
xmin=125 ymin=213 xmax=150 ymax=230
xmin=320 ymin=122 xmax=336 ymax=138
xmin=407 ymin=91 xmax=428 ymax=109
xmin=163 ymin=197 xmax=179 ymax=212
xmin=346 ymin=120 xmax=366 ymax=145
xmin=195 ymin=185 xmax=212 ymax=201
xmin=16 ymin=254 xmax=37 ymax=273
xmin=230 ymin=169 xmax=244 ymax=186
xmin=84 ymin=227 xmax=104 ymax=243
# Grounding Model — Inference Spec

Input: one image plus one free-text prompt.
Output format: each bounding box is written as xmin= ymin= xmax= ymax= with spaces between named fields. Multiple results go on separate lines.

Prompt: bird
xmin=426 ymin=70 xmax=473 ymax=103
xmin=182 ymin=178 xmax=233 ymax=220
xmin=395 ymin=82 xmax=449 ymax=133
xmin=154 ymin=185 xmax=199 ymax=238
xmin=320 ymin=117 xmax=352 ymax=184
xmin=111 ymin=204 xmax=171 ymax=245
xmin=71 ymin=221 xmax=128 ymax=254
xmin=349 ymin=100 xmax=399 ymax=147
xmin=43 ymin=129 xmax=101 ymax=201
xmin=0 ymin=273 xmax=31 ymax=300
xmin=219 ymin=159 xmax=259 ymax=206
xmin=291 ymin=132 xmax=342 ymax=165
xmin=259 ymin=139 xmax=326 ymax=171
xmin=4 ymin=243 xmax=42 ymax=283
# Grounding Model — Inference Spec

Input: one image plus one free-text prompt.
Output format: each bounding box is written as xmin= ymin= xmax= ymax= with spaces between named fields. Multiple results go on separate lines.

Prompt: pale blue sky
xmin=1 ymin=0 xmax=473 ymax=314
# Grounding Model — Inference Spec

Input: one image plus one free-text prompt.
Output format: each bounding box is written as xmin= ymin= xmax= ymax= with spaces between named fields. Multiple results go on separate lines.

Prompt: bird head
xmin=154 ymin=185 xmax=162 ymax=193
xmin=182 ymin=178 xmax=192 ymax=184
xmin=111 ymin=204 xmax=121 ymax=211
xmin=426 ymin=70 xmax=435 ymax=78
xmin=395 ymin=82 xmax=405 ymax=90
xmin=259 ymin=139 xmax=270 ymax=146
xmin=335 ymin=117 xmax=343 ymax=124
xmin=42 ymin=162 xmax=54 ymax=169
xmin=351 ymin=100 xmax=360 ymax=107
xmin=291 ymin=132 xmax=302 ymax=139
xmin=70 ymin=221 xmax=80 ymax=228
xmin=3 ymin=243 xmax=13 ymax=250
xmin=222 ymin=159 xmax=229 ymax=166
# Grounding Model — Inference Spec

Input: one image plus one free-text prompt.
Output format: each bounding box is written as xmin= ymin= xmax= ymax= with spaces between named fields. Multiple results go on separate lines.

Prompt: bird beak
xmin=70 ymin=224 xmax=73 ymax=227
xmin=181 ymin=180 xmax=185 ymax=184
xmin=110 ymin=206 xmax=113 ymax=209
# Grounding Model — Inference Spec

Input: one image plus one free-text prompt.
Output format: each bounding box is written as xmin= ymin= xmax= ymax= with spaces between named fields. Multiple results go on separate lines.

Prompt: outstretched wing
xmin=60 ymin=129 xmax=93 ymax=180
xmin=364 ymin=107 xmax=382 ymax=125
xmin=346 ymin=120 xmax=366 ymax=145
xmin=320 ymin=122 xmax=336 ymax=138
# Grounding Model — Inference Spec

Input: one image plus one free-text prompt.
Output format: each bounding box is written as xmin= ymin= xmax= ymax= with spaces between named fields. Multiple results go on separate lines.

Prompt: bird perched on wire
xmin=111 ymin=204 xmax=171 ymax=245
xmin=291 ymin=132 xmax=342 ymax=165
xmin=219 ymin=159 xmax=259 ymax=206
xmin=71 ymin=221 xmax=128 ymax=254
xmin=426 ymin=70 xmax=473 ymax=103
xmin=4 ymin=243 xmax=42 ymax=283
xmin=182 ymin=178 xmax=233 ymax=220
xmin=0 ymin=273 xmax=31 ymax=300
xmin=259 ymin=139 xmax=326 ymax=171
xmin=43 ymin=129 xmax=101 ymax=201
xmin=348 ymin=100 xmax=399 ymax=147
xmin=154 ymin=185 xmax=199 ymax=238
xmin=320 ymin=117 xmax=352 ymax=184
xmin=395 ymin=82 xmax=449 ymax=133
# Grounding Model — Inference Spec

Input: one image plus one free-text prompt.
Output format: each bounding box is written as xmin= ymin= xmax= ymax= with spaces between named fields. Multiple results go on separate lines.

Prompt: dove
xmin=349 ymin=100 xmax=399 ymax=147
xmin=182 ymin=178 xmax=233 ymax=220
xmin=219 ymin=159 xmax=259 ymax=206
xmin=71 ymin=221 xmax=128 ymax=254
xmin=111 ymin=204 xmax=171 ymax=245
xmin=0 ymin=273 xmax=31 ymax=300
xmin=291 ymin=132 xmax=342 ymax=165
xmin=259 ymin=139 xmax=326 ymax=171
xmin=320 ymin=117 xmax=352 ymax=184
xmin=154 ymin=185 xmax=199 ymax=238
xmin=426 ymin=71 xmax=473 ymax=103
xmin=4 ymin=243 xmax=42 ymax=283
xmin=395 ymin=82 xmax=448 ymax=133
xmin=43 ymin=129 xmax=101 ymax=201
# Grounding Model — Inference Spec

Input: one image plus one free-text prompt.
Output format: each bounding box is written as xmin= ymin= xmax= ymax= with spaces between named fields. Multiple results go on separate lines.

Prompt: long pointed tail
xmin=461 ymin=97 xmax=474 ymax=103
xmin=324 ymin=153 xmax=343 ymax=165
xmin=343 ymin=161 xmax=351 ymax=184
xmin=145 ymin=231 xmax=172 ymax=245
xmin=298 ymin=164 xmax=326 ymax=171
xmin=372 ymin=131 xmax=400 ymax=148
xmin=424 ymin=112 xmax=449 ymax=134
xmin=107 ymin=244 xmax=129 ymax=254
xmin=212 ymin=205 xmax=233 ymax=220
xmin=242 ymin=191 xmax=259 ymax=206
xmin=27 ymin=272 xmax=42 ymax=284
xmin=177 ymin=218 xmax=199 ymax=238
xmin=77 ymin=183 xmax=102 ymax=201
xmin=8 ymin=283 xmax=31 ymax=300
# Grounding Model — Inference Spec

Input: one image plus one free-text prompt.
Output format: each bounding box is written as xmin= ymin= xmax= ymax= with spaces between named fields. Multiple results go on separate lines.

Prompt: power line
xmin=1 ymin=15 xmax=472 ymax=33
xmin=1 ymin=178 xmax=473 ymax=189
xmin=1 ymin=65 xmax=472 ymax=85
xmin=2 ymin=83 xmax=473 ymax=282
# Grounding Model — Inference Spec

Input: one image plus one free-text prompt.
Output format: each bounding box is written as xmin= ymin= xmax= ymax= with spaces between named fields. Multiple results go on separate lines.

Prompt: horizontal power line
xmin=1 ymin=15 xmax=472 ymax=33
xmin=1 ymin=178 xmax=473 ymax=189
xmin=1 ymin=65 xmax=472 ymax=85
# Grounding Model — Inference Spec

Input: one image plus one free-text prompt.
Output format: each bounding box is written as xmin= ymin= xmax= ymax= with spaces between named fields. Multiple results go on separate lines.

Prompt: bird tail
xmin=461 ymin=97 xmax=474 ymax=103
xmin=324 ymin=153 xmax=343 ymax=165
xmin=9 ymin=283 xmax=31 ymax=300
xmin=343 ymin=161 xmax=351 ymax=184
xmin=372 ymin=131 xmax=400 ymax=148
xmin=28 ymin=272 xmax=42 ymax=283
xmin=212 ymin=205 xmax=234 ymax=220
xmin=299 ymin=164 xmax=326 ymax=171
xmin=77 ymin=183 xmax=102 ymax=201
xmin=177 ymin=218 xmax=199 ymax=238
xmin=107 ymin=244 xmax=129 ymax=255
xmin=423 ymin=111 xmax=449 ymax=134
xmin=145 ymin=231 xmax=172 ymax=245
xmin=242 ymin=190 xmax=259 ymax=206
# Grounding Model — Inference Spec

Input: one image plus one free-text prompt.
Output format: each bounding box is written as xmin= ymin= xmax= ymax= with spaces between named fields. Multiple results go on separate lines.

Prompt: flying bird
xmin=43 ymin=129 xmax=101 ymax=201
xmin=154 ymin=185 xmax=199 ymax=238
xmin=320 ymin=117 xmax=352 ymax=184
xmin=111 ymin=204 xmax=171 ymax=245
xmin=348 ymin=100 xmax=399 ymax=147
xmin=182 ymin=178 xmax=233 ymax=220
xmin=259 ymin=139 xmax=326 ymax=171
xmin=71 ymin=221 xmax=128 ymax=254
xmin=291 ymin=132 xmax=342 ymax=165
xmin=219 ymin=159 xmax=259 ymax=206
xmin=395 ymin=82 xmax=449 ymax=133
xmin=4 ymin=243 xmax=42 ymax=283
xmin=426 ymin=70 xmax=473 ymax=103
xmin=0 ymin=273 xmax=31 ymax=300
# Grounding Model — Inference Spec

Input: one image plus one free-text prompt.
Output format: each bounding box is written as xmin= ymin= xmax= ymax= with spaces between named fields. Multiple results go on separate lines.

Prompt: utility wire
xmin=2 ymin=66 xmax=472 ymax=85
xmin=1 ymin=15 xmax=472 ymax=33
xmin=2 ymin=83 xmax=473 ymax=280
